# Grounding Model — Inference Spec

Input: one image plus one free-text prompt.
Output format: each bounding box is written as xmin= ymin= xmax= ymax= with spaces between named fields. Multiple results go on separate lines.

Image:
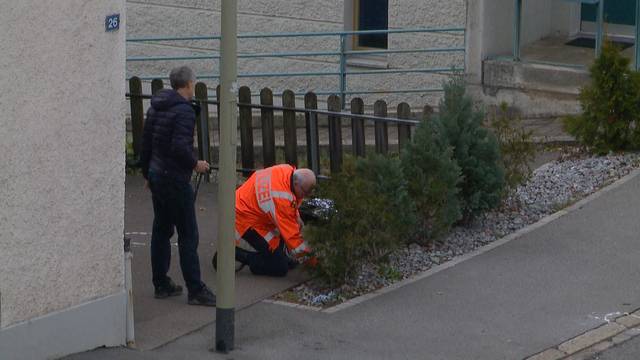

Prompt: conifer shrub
xmin=563 ymin=42 xmax=640 ymax=154
xmin=304 ymin=154 xmax=416 ymax=286
xmin=400 ymin=116 xmax=462 ymax=244
xmin=438 ymin=77 xmax=505 ymax=219
xmin=488 ymin=103 xmax=536 ymax=190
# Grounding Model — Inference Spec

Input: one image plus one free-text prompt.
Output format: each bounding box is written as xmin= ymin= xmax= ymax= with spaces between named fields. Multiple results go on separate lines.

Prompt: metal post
xmin=124 ymin=237 xmax=135 ymax=348
xmin=513 ymin=0 xmax=522 ymax=61
xmin=339 ymin=34 xmax=347 ymax=109
xmin=309 ymin=112 xmax=320 ymax=175
xmin=595 ymin=0 xmax=604 ymax=57
xmin=636 ymin=0 xmax=640 ymax=69
xmin=216 ymin=0 xmax=237 ymax=352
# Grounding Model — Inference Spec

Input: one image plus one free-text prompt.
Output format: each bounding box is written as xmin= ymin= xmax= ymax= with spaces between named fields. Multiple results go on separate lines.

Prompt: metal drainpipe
xmin=124 ymin=237 xmax=135 ymax=347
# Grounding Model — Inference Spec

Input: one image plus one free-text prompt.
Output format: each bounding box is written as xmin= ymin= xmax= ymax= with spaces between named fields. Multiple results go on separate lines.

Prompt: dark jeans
xmin=242 ymin=228 xmax=290 ymax=277
xmin=148 ymin=171 xmax=204 ymax=294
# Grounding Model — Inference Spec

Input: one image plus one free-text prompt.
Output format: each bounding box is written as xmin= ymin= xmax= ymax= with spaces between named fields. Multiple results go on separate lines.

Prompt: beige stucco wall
xmin=126 ymin=0 xmax=466 ymax=108
xmin=0 ymin=0 xmax=126 ymax=328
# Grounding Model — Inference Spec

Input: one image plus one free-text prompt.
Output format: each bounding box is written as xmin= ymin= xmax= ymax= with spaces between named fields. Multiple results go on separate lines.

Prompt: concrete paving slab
xmin=125 ymin=175 xmax=308 ymax=350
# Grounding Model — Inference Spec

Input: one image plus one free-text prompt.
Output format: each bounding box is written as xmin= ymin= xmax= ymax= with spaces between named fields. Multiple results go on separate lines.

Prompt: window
xmin=354 ymin=0 xmax=388 ymax=49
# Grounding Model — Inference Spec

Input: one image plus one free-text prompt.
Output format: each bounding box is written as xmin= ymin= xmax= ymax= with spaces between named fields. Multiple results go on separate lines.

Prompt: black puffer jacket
xmin=140 ymin=89 xmax=200 ymax=183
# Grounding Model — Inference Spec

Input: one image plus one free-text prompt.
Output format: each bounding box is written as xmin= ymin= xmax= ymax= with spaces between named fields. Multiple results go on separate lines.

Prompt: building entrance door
xmin=581 ymin=0 xmax=635 ymax=37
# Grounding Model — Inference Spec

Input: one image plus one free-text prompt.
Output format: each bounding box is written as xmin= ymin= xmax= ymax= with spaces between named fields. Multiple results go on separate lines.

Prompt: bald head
xmin=293 ymin=168 xmax=316 ymax=199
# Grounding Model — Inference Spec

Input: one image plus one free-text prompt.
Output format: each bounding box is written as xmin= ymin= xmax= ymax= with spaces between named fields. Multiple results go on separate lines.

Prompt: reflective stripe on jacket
xmin=235 ymin=164 xmax=309 ymax=255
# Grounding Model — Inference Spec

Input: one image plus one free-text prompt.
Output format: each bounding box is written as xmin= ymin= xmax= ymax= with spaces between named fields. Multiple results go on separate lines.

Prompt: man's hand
xmin=195 ymin=160 xmax=210 ymax=174
xmin=144 ymin=180 xmax=150 ymax=190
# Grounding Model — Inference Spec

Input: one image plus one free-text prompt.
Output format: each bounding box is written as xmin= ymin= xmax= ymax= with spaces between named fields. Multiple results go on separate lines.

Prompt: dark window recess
xmin=357 ymin=0 xmax=388 ymax=49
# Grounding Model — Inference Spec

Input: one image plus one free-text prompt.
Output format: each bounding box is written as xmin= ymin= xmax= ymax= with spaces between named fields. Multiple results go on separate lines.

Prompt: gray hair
xmin=169 ymin=66 xmax=196 ymax=90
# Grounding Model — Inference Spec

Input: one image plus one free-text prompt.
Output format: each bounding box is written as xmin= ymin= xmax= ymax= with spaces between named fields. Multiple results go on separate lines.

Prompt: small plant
xmin=377 ymin=263 xmax=402 ymax=282
xmin=304 ymin=154 xmax=416 ymax=287
xmin=438 ymin=77 xmax=505 ymax=219
xmin=488 ymin=103 xmax=537 ymax=190
xmin=563 ymin=41 xmax=640 ymax=154
xmin=401 ymin=116 xmax=462 ymax=244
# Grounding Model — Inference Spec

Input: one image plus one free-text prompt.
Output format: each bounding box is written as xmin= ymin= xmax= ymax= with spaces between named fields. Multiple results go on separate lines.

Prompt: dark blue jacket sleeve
xmin=171 ymin=104 xmax=198 ymax=171
xmin=140 ymin=108 xmax=155 ymax=179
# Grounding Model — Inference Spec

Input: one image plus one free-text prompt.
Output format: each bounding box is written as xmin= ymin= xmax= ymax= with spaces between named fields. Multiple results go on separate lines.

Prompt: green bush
xmin=304 ymin=154 xmax=416 ymax=287
xmin=401 ymin=116 xmax=462 ymax=244
xmin=488 ymin=103 xmax=536 ymax=190
xmin=564 ymin=41 xmax=640 ymax=154
xmin=438 ymin=77 xmax=505 ymax=219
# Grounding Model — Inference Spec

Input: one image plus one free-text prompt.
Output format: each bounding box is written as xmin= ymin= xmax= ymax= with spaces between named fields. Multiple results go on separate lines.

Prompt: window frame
xmin=352 ymin=0 xmax=389 ymax=51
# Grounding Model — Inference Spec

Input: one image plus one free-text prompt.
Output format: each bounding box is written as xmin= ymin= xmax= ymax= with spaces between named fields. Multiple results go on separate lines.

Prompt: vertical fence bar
xmin=350 ymin=97 xmax=365 ymax=157
xmin=260 ymin=87 xmax=276 ymax=167
xmin=637 ymin=0 xmax=640 ymax=70
xmin=513 ymin=0 xmax=522 ymax=61
xmin=304 ymin=92 xmax=320 ymax=174
xmin=374 ymin=100 xmax=388 ymax=154
xmin=327 ymin=94 xmax=343 ymax=173
xmin=195 ymin=83 xmax=211 ymax=170
xmin=339 ymin=34 xmax=347 ymax=110
xmin=595 ymin=0 xmax=604 ymax=57
xmin=151 ymin=78 xmax=164 ymax=95
xmin=308 ymin=112 xmax=320 ymax=175
xmin=238 ymin=86 xmax=255 ymax=170
xmin=397 ymin=102 xmax=412 ymax=150
xmin=282 ymin=90 xmax=298 ymax=166
xmin=129 ymin=76 xmax=144 ymax=160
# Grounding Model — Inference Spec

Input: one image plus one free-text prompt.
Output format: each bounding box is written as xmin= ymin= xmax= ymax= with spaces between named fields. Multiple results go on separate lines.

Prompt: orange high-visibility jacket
xmin=235 ymin=164 xmax=309 ymax=255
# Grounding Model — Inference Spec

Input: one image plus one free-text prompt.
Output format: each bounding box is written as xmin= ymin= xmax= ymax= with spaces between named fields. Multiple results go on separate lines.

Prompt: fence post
xmin=327 ymin=94 xmax=343 ymax=173
xmin=513 ymin=0 xmax=522 ymax=61
xmin=214 ymin=84 xmax=221 ymax=165
xmin=339 ymin=34 xmax=347 ymax=110
xmin=350 ymin=97 xmax=365 ymax=157
xmin=238 ymin=86 xmax=255 ymax=171
xmin=304 ymin=92 xmax=320 ymax=174
xmin=397 ymin=103 xmax=412 ymax=150
xmin=282 ymin=90 xmax=298 ymax=166
xmin=260 ymin=87 xmax=276 ymax=167
xmin=374 ymin=100 xmax=388 ymax=154
xmin=195 ymin=83 xmax=211 ymax=180
xmin=151 ymin=78 xmax=163 ymax=95
xmin=129 ymin=76 xmax=144 ymax=161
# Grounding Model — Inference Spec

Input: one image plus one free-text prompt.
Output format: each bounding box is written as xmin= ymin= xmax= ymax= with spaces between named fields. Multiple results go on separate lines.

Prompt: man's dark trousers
xmin=242 ymin=228 xmax=290 ymax=277
xmin=149 ymin=171 xmax=204 ymax=294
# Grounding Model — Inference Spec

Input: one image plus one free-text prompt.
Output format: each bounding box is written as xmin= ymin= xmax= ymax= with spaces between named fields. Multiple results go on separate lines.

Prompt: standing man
xmin=213 ymin=164 xmax=316 ymax=277
xmin=140 ymin=66 xmax=216 ymax=306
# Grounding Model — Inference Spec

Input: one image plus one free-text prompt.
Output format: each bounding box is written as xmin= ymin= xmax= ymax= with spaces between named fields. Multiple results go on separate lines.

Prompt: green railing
xmin=126 ymin=27 xmax=466 ymax=108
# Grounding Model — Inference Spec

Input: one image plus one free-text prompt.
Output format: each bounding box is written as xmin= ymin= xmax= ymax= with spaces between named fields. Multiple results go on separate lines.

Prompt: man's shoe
xmin=212 ymin=250 xmax=248 ymax=272
xmin=188 ymin=285 xmax=216 ymax=306
xmin=154 ymin=277 xmax=183 ymax=299
xmin=235 ymin=247 xmax=252 ymax=265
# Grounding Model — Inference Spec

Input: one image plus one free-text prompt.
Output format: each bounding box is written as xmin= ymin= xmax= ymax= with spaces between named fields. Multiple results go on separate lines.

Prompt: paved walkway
xmin=123 ymin=175 xmax=307 ymax=350
xmin=65 ymin=169 xmax=640 ymax=359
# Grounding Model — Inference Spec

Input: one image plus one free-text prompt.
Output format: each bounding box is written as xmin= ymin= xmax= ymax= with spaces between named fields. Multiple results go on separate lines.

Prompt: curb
xmin=265 ymin=168 xmax=640 ymax=314
xmin=525 ymin=310 xmax=640 ymax=360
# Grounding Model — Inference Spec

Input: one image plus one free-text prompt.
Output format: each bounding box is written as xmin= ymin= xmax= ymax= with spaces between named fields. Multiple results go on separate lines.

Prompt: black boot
xmin=188 ymin=285 xmax=216 ymax=306
xmin=154 ymin=277 xmax=183 ymax=299
xmin=211 ymin=248 xmax=252 ymax=272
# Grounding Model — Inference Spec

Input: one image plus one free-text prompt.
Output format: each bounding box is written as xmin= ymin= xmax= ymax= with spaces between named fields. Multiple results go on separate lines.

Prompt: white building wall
xmin=0 ymin=0 xmax=126 ymax=357
xmin=127 ymin=0 xmax=466 ymax=108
